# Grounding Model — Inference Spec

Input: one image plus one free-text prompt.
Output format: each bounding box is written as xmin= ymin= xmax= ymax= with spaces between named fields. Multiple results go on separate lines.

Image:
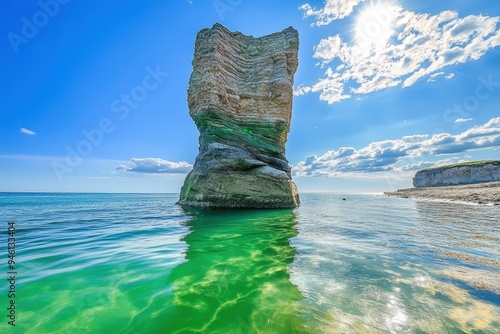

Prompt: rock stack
xmin=178 ymin=24 xmax=300 ymax=208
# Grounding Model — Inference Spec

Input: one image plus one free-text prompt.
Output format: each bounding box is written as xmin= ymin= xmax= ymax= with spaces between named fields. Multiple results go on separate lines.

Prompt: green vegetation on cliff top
xmin=421 ymin=160 xmax=500 ymax=171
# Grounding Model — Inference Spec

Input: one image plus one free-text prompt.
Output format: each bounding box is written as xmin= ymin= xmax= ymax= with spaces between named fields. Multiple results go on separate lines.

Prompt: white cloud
xmin=454 ymin=117 xmax=473 ymax=123
xmin=298 ymin=3 xmax=500 ymax=103
xmin=392 ymin=157 xmax=461 ymax=173
xmin=427 ymin=72 xmax=448 ymax=82
xmin=294 ymin=117 xmax=500 ymax=176
xmin=299 ymin=0 xmax=366 ymax=26
xmin=294 ymin=84 xmax=312 ymax=96
xmin=20 ymin=128 xmax=36 ymax=135
xmin=117 ymin=158 xmax=192 ymax=174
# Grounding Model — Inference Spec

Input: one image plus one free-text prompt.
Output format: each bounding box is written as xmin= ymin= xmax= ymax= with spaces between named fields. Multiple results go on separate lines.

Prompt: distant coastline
xmin=412 ymin=160 xmax=500 ymax=187
xmin=385 ymin=181 xmax=500 ymax=205
xmin=385 ymin=161 xmax=500 ymax=205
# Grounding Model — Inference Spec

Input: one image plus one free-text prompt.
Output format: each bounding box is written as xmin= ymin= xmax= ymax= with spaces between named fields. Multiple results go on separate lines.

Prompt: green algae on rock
xmin=178 ymin=24 xmax=300 ymax=208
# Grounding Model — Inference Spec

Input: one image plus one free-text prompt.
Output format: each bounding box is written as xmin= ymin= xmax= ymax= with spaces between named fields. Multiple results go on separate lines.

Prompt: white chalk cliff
xmin=413 ymin=161 xmax=500 ymax=187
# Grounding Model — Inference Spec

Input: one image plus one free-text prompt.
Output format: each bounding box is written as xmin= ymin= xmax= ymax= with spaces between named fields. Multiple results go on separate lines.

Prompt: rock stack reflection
xmin=162 ymin=208 xmax=307 ymax=333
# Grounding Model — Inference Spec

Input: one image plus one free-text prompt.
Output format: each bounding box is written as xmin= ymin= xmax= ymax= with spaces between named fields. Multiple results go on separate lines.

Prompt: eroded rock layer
xmin=413 ymin=161 xmax=500 ymax=187
xmin=178 ymin=24 xmax=300 ymax=208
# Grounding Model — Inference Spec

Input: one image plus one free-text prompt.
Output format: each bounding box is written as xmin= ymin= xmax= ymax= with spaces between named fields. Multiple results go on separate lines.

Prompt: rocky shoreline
xmin=385 ymin=181 xmax=500 ymax=205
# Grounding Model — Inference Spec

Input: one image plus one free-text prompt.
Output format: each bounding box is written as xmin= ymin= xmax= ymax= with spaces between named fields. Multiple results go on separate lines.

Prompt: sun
xmin=354 ymin=0 xmax=399 ymax=49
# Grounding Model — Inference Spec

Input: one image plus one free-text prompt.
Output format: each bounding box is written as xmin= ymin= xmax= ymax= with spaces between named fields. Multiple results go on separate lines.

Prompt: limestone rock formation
xmin=178 ymin=23 xmax=300 ymax=208
xmin=413 ymin=161 xmax=500 ymax=187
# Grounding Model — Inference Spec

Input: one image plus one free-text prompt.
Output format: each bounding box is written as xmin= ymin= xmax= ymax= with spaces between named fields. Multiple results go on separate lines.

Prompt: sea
xmin=1 ymin=192 xmax=499 ymax=333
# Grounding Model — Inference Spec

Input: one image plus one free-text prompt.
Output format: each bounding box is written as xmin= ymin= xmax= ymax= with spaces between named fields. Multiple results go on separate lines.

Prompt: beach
xmin=385 ymin=181 xmax=500 ymax=205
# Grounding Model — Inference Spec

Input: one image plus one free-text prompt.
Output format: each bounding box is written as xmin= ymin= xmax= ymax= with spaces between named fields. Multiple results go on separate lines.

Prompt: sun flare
xmin=355 ymin=1 xmax=399 ymax=49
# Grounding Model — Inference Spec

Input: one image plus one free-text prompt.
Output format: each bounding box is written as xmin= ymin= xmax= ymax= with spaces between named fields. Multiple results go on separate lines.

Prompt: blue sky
xmin=1 ymin=0 xmax=499 ymax=193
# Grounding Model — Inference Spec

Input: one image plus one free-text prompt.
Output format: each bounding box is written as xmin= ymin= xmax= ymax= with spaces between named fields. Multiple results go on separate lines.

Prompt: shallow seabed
xmin=1 ymin=193 xmax=499 ymax=333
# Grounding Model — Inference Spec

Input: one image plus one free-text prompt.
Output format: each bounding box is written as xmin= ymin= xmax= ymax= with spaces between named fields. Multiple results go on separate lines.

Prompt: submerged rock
xmin=178 ymin=23 xmax=300 ymax=208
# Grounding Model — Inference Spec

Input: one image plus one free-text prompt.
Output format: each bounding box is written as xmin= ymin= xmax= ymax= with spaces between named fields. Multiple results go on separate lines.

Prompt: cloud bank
xmin=117 ymin=158 xmax=192 ymax=174
xmin=297 ymin=2 xmax=500 ymax=103
xmin=294 ymin=117 xmax=500 ymax=177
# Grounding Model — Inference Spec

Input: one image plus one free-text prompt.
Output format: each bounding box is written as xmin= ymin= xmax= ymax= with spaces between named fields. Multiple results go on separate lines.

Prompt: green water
xmin=9 ymin=196 xmax=307 ymax=333
xmin=158 ymin=209 xmax=306 ymax=333
xmin=2 ymin=193 xmax=500 ymax=333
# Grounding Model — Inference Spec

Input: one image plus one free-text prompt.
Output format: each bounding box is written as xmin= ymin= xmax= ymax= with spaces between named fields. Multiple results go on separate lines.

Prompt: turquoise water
xmin=1 ymin=193 xmax=499 ymax=333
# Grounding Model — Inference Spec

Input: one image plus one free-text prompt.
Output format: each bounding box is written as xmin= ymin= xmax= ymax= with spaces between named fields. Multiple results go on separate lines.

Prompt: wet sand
xmin=385 ymin=181 xmax=500 ymax=205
